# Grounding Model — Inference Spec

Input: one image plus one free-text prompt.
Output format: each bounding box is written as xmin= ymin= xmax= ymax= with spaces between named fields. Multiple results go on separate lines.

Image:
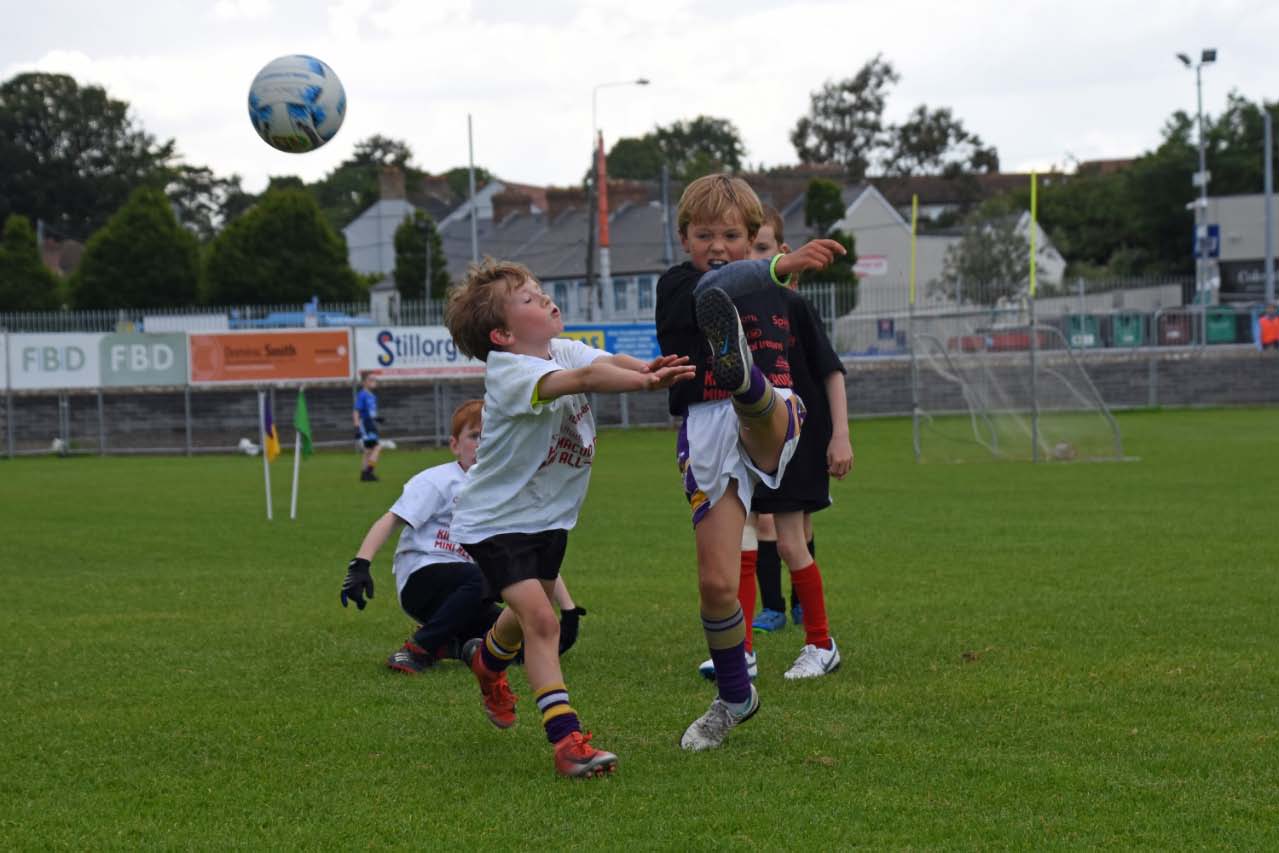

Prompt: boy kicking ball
xmin=655 ymin=174 xmax=845 ymax=751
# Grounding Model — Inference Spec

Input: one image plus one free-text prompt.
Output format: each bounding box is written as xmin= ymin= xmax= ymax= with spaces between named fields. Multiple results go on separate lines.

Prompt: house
xmin=342 ymin=165 xmax=1066 ymax=327
xmin=831 ymin=185 xmax=1064 ymax=310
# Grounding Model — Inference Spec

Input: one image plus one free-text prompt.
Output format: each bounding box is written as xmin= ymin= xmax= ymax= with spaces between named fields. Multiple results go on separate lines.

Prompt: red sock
xmin=738 ymin=549 xmax=758 ymax=654
xmin=791 ymin=562 xmax=831 ymax=649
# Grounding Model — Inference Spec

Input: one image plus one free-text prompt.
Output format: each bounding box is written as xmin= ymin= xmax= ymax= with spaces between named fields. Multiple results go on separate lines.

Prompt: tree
xmin=350 ymin=135 xmax=414 ymax=168
xmin=205 ymin=188 xmax=363 ymax=305
xmin=70 ymin=187 xmax=200 ymax=309
xmin=444 ymin=165 xmax=494 ymax=200
xmin=0 ymin=72 xmax=175 ymax=238
xmin=937 ymin=212 xmax=1043 ymax=305
xmin=791 ymin=55 xmax=900 ymax=180
xmin=654 ymin=116 xmax=746 ymax=180
xmin=165 ymin=164 xmax=254 ymax=242
xmin=884 ymin=105 xmax=1000 ymax=177
xmin=603 ymin=116 xmax=746 ymax=182
xmin=393 ymin=210 xmax=450 ymax=300
xmin=606 ymin=136 xmax=665 ymax=181
xmin=805 ymin=178 xmax=846 ymax=235
xmin=0 ymin=214 xmax=59 ymax=310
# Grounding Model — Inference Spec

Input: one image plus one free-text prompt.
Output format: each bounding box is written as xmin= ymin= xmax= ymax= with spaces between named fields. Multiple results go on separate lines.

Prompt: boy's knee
xmin=697 ymin=573 xmax=737 ymax=609
xmin=522 ymin=607 xmax=560 ymax=642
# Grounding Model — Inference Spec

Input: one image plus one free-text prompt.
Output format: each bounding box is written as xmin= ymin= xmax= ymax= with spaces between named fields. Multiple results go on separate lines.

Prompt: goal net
xmin=909 ymin=306 xmax=1124 ymax=463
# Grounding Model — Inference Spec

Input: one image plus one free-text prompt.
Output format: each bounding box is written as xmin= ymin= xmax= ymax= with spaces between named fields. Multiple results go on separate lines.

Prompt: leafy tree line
xmin=0 ymin=73 xmax=459 ymax=310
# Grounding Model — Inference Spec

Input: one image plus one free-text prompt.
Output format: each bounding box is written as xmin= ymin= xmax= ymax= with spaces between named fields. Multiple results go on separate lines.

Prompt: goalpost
xmin=909 ymin=176 xmax=1125 ymax=464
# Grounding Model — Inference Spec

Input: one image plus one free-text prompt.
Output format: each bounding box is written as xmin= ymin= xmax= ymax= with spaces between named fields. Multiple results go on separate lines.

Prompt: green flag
xmin=294 ymin=388 xmax=313 ymax=457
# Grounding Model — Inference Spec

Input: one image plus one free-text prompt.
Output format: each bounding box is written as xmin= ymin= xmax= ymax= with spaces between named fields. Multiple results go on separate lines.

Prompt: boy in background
xmin=748 ymin=206 xmax=851 ymax=678
xmin=339 ymin=399 xmax=586 ymax=673
xmin=446 ymin=258 xmax=694 ymax=778
xmin=354 ymin=371 xmax=382 ymax=482
xmin=655 ymin=174 xmax=845 ymax=751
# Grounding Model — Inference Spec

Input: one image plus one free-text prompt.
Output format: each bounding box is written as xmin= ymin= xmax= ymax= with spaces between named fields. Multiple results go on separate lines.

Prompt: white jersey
xmin=450 ymin=337 xmax=609 ymax=543
xmin=388 ymin=461 xmax=472 ymax=597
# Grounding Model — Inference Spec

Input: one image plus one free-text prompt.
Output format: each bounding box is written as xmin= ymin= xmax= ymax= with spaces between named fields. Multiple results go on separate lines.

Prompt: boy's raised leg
xmin=694 ymin=286 xmax=803 ymax=473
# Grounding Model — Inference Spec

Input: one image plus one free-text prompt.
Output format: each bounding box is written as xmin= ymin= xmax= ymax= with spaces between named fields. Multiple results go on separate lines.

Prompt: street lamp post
xmin=589 ymin=78 xmax=649 ymax=320
xmin=1177 ymin=48 xmax=1216 ymax=343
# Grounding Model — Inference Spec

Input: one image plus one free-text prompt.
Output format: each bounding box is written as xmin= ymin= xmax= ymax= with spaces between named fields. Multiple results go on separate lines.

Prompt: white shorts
xmin=676 ymin=390 xmax=804 ymax=527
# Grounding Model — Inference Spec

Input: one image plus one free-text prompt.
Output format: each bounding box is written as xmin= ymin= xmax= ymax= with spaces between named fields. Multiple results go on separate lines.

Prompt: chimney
xmin=545 ymin=186 xmax=587 ymax=220
xmin=491 ymin=189 xmax=531 ymax=223
xmin=605 ymin=179 xmax=655 ymax=209
xmin=379 ymin=165 xmax=407 ymax=201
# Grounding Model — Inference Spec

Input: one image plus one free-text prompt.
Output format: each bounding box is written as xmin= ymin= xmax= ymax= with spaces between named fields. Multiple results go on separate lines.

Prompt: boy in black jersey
xmin=655 ymin=174 xmax=844 ymax=751
xmin=749 ymin=208 xmax=851 ymax=678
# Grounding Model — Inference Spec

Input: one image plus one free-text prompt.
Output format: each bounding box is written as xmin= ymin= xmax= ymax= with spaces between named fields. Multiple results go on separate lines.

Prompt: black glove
xmin=340 ymin=558 xmax=374 ymax=609
xmin=375 ymin=416 xmax=385 ymax=424
xmin=558 ymin=606 xmax=586 ymax=655
xmin=353 ymin=428 xmax=363 ymax=440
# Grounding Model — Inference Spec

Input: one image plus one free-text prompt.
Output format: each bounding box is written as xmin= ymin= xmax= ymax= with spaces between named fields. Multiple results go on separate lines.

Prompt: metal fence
xmin=1 ymin=378 xmax=679 ymax=459
xmin=0 ymin=288 xmax=836 ymax=335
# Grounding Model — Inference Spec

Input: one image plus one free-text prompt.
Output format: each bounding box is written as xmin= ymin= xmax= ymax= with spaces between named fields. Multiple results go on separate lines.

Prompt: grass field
xmin=2 ymin=408 xmax=1277 ymax=849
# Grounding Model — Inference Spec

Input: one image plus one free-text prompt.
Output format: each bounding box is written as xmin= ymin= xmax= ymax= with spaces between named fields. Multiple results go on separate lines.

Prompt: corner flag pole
xmin=258 ymin=389 xmax=273 ymax=520
xmin=1028 ymin=172 xmax=1041 ymax=463
xmin=289 ymin=388 xmax=303 ymax=520
xmin=909 ymin=194 xmax=921 ymax=463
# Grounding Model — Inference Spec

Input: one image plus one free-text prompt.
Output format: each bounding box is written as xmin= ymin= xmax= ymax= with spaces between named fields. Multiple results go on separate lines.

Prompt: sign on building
xmin=854 ymin=255 xmax=888 ymax=277
xmin=353 ymin=326 xmax=484 ymax=378
xmin=189 ymin=330 xmax=352 ymax=385
xmin=7 ymin=333 xmax=104 ymax=390
xmin=99 ymin=334 xmax=188 ymax=387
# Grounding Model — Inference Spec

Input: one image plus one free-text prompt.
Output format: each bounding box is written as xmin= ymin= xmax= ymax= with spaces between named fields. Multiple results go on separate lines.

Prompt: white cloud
xmin=212 ymin=0 xmax=274 ymax=20
xmin=4 ymin=0 xmax=1279 ymax=194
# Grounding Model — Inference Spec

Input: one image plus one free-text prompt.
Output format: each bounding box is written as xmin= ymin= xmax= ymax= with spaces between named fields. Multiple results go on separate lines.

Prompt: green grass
xmin=2 ymin=408 xmax=1277 ymax=849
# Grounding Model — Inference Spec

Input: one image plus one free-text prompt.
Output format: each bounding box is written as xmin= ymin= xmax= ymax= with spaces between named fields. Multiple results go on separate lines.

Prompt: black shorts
xmin=460 ymin=530 xmax=569 ymax=595
xmin=399 ymin=561 xmax=501 ymax=634
xmin=362 ymin=437 xmax=380 ymax=449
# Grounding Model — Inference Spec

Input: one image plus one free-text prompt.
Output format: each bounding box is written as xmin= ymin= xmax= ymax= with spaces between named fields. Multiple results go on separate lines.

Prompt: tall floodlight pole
xmin=1265 ymin=110 xmax=1275 ymax=306
xmin=467 ymin=114 xmax=479 ymax=264
xmin=1178 ymin=49 xmax=1216 ymax=343
xmin=590 ymin=78 xmax=649 ymax=320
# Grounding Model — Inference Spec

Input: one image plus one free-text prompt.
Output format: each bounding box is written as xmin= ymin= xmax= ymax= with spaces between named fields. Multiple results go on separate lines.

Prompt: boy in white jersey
xmin=445 ymin=258 xmax=694 ymax=779
xmin=340 ymin=399 xmax=587 ymax=673
xmin=341 ymin=401 xmax=502 ymax=670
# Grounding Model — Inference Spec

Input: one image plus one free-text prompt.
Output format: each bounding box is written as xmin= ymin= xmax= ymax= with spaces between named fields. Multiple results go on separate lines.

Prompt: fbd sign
xmin=8 ymin=333 xmax=103 ymax=390
xmin=100 ymin=333 xmax=188 ymax=387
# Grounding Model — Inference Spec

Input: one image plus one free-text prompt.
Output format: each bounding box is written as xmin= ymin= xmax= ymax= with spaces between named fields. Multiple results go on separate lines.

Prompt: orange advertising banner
xmin=189 ymin=329 xmax=352 ymax=384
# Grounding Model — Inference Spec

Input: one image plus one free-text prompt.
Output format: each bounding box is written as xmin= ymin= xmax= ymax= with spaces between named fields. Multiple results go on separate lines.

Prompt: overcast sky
xmin=4 ymin=0 xmax=1277 ymax=194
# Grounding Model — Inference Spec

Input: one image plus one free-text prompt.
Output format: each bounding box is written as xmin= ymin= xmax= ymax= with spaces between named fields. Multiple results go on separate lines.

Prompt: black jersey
xmin=752 ymin=289 xmax=846 ymax=514
xmin=655 ymin=261 xmax=797 ymax=416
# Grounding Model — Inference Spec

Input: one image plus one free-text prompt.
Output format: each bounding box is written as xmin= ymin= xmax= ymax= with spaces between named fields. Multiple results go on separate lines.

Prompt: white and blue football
xmin=247 ymin=55 xmax=346 ymax=153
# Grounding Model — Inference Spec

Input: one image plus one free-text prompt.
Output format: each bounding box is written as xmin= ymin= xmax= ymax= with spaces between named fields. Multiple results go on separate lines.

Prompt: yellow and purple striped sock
xmin=702 ymin=607 xmax=751 ymax=704
xmin=535 ymin=682 xmax=580 ymax=744
xmin=480 ymin=629 xmax=521 ymax=673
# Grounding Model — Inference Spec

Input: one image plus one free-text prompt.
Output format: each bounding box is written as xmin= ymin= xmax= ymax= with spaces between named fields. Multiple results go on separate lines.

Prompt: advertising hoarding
xmin=189 ymin=329 xmax=351 ymax=385
xmin=353 ymin=326 xmax=483 ymax=378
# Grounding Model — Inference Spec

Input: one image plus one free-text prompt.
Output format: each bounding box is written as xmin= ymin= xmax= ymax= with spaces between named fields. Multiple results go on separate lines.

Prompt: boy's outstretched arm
xmin=341 ymin=512 xmax=406 ymax=610
xmin=693 ymin=240 xmax=847 ymax=298
xmin=536 ymin=357 xmax=694 ymax=401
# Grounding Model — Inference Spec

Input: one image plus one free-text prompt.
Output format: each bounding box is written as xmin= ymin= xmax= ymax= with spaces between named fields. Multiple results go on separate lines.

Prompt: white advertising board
xmin=8 ymin=333 xmax=105 ymax=390
xmin=353 ymin=326 xmax=484 ymax=378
